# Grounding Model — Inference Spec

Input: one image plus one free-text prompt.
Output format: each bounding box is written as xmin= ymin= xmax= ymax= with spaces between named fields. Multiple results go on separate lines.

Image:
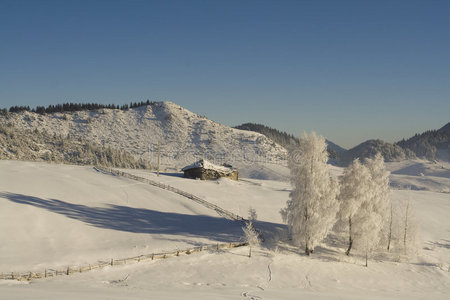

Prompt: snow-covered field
xmin=1 ymin=160 xmax=449 ymax=299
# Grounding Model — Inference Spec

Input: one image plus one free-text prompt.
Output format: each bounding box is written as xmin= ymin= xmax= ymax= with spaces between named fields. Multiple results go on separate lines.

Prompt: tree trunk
xmin=304 ymin=157 xmax=314 ymax=257
xmin=345 ymin=216 xmax=353 ymax=256
xmin=365 ymin=251 xmax=368 ymax=267
xmin=403 ymin=201 xmax=410 ymax=254
xmin=387 ymin=203 xmax=393 ymax=251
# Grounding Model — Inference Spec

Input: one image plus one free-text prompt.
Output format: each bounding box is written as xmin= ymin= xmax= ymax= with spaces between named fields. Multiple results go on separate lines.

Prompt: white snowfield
xmin=0 ymin=159 xmax=449 ymax=299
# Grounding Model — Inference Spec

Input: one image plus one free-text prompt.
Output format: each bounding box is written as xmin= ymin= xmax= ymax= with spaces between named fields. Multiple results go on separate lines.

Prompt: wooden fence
xmin=94 ymin=167 xmax=246 ymax=222
xmin=1 ymin=242 xmax=248 ymax=281
xmin=1 ymin=167 xmax=250 ymax=282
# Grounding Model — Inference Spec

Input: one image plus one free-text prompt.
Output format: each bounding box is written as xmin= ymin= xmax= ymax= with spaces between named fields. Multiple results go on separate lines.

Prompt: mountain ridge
xmin=0 ymin=102 xmax=288 ymax=175
xmin=233 ymin=123 xmax=346 ymax=159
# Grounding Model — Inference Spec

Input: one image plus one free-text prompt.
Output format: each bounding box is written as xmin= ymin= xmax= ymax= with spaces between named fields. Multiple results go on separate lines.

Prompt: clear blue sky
xmin=1 ymin=0 xmax=449 ymax=148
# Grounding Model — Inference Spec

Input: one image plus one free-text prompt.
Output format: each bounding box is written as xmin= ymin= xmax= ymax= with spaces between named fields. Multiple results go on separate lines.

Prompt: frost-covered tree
xmin=248 ymin=207 xmax=257 ymax=221
xmin=365 ymin=153 xmax=390 ymax=216
xmin=365 ymin=153 xmax=391 ymax=249
xmin=337 ymin=159 xmax=372 ymax=256
xmin=281 ymin=132 xmax=339 ymax=255
xmin=242 ymin=221 xmax=260 ymax=258
xmin=400 ymin=198 xmax=418 ymax=256
xmin=337 ymin=153 xmax=391 ymax=265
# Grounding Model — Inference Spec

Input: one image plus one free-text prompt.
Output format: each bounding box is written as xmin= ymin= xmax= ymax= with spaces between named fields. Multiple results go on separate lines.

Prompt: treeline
xmin=2 ymin=100 xmax=157 ymax=115
xmin=395 ymin=128 xmax=450 ymax=161
xmin=341 ymin=139 xmax=415 ymax=166
xmin=234 ymin=122 xmax=340 ymax=159
xmin=234 ymin=123 xmax=297 ymax=149
xmin=0 ymin=123 xmax=152 ymax=169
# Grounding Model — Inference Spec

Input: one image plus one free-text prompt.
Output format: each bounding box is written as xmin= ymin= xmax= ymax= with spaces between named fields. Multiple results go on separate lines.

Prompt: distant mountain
xmin=233 ymin=123 xmax=346 ymax=159
xmin=395 ymin=123 xmax=450 ymax=161
xmin=340 ymin=139 xmax=413 ymax=166
xmin=326 ymin=140 xmax=347 ymax=156
xmin=439 ymin=122 xmax=450 ymax=132
xmin=233 ymin=123 xmax=297 ymax=149
xmin=339 ymin=122 xmax=450 ymax=165
xmin=0 ymin=102 xmax=288 ymax=173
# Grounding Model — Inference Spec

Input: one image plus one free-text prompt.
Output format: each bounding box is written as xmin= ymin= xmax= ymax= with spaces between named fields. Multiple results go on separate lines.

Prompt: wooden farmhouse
xmin=182 ymin=159 xmax=238 ymax=181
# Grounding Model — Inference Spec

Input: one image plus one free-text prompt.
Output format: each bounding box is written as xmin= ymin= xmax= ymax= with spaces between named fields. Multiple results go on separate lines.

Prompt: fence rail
xmin=1 ymin=242 xmax=248 ymax=281
xmin=1 ymin=167 xmax=250 ymax=282
xmin=95 ymin=167 xmax=246 ymax=222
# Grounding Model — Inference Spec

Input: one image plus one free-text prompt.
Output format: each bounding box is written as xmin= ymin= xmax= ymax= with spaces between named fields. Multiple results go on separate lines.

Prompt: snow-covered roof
xmin=182 ymin=159 xmax=234 ymax=173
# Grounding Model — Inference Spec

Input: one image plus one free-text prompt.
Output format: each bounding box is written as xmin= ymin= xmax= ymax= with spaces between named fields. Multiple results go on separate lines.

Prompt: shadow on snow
xmin=0 ymin=192 xmax=246 ymax=242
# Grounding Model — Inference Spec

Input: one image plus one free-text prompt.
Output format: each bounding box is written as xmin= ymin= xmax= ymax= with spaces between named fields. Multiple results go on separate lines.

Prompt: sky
xmin=0 ymin=0 xmax=449 ymax=148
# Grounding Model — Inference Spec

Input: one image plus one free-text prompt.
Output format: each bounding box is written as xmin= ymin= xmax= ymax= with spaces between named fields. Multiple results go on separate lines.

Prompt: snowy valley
xmin=0 ymin=159 xmax=449 ymax=299
xmin=0 ymin=103 xmax=449 ymax=299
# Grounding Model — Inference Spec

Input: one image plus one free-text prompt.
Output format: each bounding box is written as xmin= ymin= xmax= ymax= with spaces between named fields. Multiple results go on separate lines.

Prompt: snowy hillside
xmin=387 ymin=159 xmax=450 ymax=193
xmin=0 ymin=123 xmax=149 ymax=169
xmin=396 ymin=123 xmax=450 ymax=161
xmin=0 ymin=102 xmax=287 ymax=173
xmin=0 ymin=161 xmax=245 ymax=273
xmin=340 ymin=139 xmax=413 ymax=166
xmin=234 ymin=122 xmax=346 ymax=160
xmin=1 ymin=160 xmax=449 ymax=299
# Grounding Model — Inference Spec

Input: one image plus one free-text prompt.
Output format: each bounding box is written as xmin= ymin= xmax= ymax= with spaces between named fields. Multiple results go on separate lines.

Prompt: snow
xmin=387 ymin=159 xmax=450 ymax=193
xmin=0 ymin=102 xmax=287 ymax=172
xmin=1 ymin=159 xmax=450 ymax=299
xmin=181 ymin=159 xmax=233 ymax=173
xmin=0 ymin=160 xmax=244 ymax=273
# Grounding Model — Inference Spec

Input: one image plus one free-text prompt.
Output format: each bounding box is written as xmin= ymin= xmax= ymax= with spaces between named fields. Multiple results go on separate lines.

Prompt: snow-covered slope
xmin=0 ymin=102 xmax=287 ymax=172
xmin=1 ymin=160 xmax=449 ymax=299
xmin=439 ymin=122 xmax=450 ymax=132
xmin=387 ymin=159 xmax=450 ymax=193
xmin=0 ymin=161 xmax=244 ymax=273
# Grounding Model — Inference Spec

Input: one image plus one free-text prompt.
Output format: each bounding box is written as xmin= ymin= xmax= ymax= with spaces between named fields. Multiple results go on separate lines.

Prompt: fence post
xmin=1 ymin=240 xmax=251 ymax=282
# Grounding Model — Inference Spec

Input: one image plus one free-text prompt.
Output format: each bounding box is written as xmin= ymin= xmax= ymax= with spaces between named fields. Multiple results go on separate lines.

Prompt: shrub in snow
xmin=242 ymin=221 xmax=260 ymax=257
xmin=281 ymin=132 xmax=339 ymax=255
xmin=248 ymin=207 xmax=257 ymax=221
